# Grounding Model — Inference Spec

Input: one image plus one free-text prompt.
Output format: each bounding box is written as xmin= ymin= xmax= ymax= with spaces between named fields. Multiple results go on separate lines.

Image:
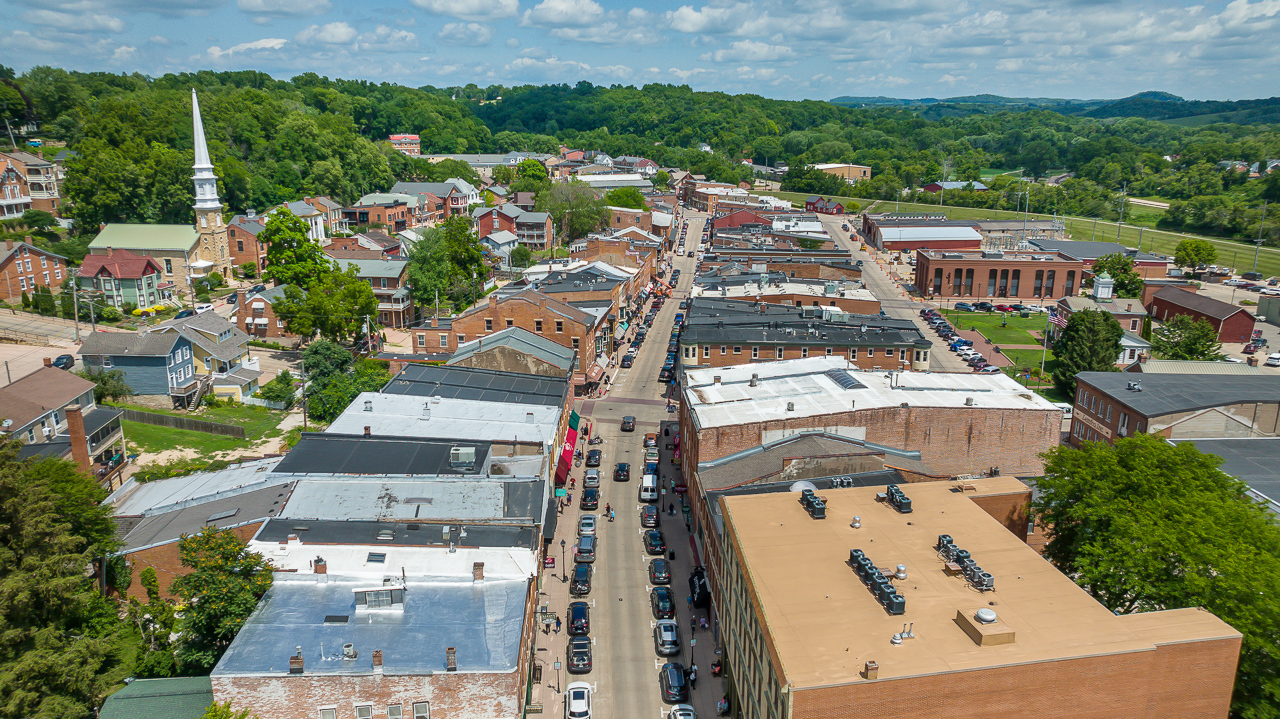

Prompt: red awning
xmin=585 ymin=364 xmax=606 ymax=383
xmin=554 ymin=428 xmax=578 ymax=486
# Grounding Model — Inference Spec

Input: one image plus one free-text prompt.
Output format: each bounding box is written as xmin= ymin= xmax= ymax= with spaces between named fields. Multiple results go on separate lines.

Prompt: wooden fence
xmin=120 ymin=408 xmax=246 ymax=438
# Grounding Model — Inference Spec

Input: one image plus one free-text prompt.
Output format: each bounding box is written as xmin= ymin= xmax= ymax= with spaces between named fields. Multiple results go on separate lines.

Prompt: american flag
xmin=1049 ymin=310 xmax=1069 ymax=329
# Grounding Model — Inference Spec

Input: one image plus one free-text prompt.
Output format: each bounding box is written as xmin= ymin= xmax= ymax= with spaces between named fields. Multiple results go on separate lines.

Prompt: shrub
xmin=240 ymin=263 xmax=257 ymax=279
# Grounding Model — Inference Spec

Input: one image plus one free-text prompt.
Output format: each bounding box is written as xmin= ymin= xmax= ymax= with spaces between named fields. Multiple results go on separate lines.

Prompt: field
xmin=939 ymin=309 xmax=1046 ymax=346
xmin=122 ymin=420 xmax=251 ymax=455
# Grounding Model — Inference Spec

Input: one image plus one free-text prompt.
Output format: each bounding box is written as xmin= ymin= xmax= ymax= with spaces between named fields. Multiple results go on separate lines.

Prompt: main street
xmin=537 ymin=211 xmax=723 ymax=719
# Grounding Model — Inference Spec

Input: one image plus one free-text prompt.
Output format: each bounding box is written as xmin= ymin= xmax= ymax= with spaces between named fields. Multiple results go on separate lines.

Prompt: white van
xmin=640 ymin=474 xmax=659 ymax=502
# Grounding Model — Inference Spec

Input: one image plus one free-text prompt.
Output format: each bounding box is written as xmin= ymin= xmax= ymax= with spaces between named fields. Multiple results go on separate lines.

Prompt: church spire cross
xmin=191 ymin=89 xmax=221 ymax=211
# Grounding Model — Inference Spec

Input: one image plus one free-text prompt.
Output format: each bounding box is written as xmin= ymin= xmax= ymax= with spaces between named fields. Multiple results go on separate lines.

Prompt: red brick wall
xmin=683 ymin=344 xmax=915 ymax=370
xmin=229 ymin=226 xmax=266 ymax=270
xmin=212 ymin=669 xmax=523 ymax=719
xmin=231 ymin=291 xmax=299 ymax=341
xmin=608 ymin=208 xmax=652 ymax=234
xmin=788 ymin=637 xmax=1239 ymax=719
xmin=478 ymin=210 xmax=516 ymax=239
xmin=0 ymin=241 xmax=65 ymax=303
xmin=967 ymin=491 xmax=1032 ymax=541
xmin=120 ymin=521 xmax=264 ymax=601
xmin=1148 ymin=294 xmax=1255 ymax=343
xmin=714 ymin=293 xmax=880 ymax=315
xmin=914 ymin=253 xmax=1084 ymax=300
xmin=437 ymin=297 xmax=597 ymax=360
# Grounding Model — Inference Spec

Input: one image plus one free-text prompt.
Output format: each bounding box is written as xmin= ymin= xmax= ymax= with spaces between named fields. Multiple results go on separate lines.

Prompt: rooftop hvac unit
xmin=850 ymin=548 xmax=865 ymax=565
xmin=808 ymin=499 xmax=826 ymax=519
xmin=935 ymin=534 xmax=953 ymax=551
xmin=342 ymin=643 xmax=358 ymax=660
xmin=952 ymin=549 xmax=971 ymax=564
xmin=885 ymin=593 xmax=906 ymax=615
xmin=449 ymin=445 xmax=477 ymax=469
xmin=979 ymin=572 xmax=995 ymax=590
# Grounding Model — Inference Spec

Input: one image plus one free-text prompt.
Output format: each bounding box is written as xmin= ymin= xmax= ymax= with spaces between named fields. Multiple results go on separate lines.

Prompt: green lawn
xmin=939 ymin=309 xmax=1047 ymax=346
xmin=123 ymin=420 xmax=251 ymax=455
xmin=114 ymin=403 xmax=285 ymax=440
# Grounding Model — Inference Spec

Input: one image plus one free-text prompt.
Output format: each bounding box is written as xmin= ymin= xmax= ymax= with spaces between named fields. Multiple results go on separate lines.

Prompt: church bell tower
xmin=192 ymin=89 xmax=230 ymax=278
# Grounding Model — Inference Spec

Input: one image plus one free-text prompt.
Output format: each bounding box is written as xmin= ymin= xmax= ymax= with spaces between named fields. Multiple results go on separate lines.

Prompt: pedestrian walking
xmin=690 ymin=664 xmax=698 ymax=690
xmin=686 ymin=595 xmax=693 ymax=611
xmin=554 ymin=616 xmax=561 ymax=634
xmin=700 ymin=616 xmax=709 ymax=631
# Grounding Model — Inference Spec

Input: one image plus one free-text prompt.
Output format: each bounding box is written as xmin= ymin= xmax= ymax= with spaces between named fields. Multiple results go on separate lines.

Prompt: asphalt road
xmin=537 ymin=213 xmax=712 ymax=719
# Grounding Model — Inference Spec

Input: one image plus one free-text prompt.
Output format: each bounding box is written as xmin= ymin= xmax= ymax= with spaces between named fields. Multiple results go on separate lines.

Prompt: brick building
xmin=915 ymin=249 xmax=1085 ymax=301
xmin=230 ymin=286 xmax=301 ymax=344
xmin=606 ymin=205 xmax=653 ymax=234
xmin=391 ymin=180 xmax=480 ymax=218
xmin=811 ymin=163 xmax=871 ymax=182
xmin=388 ymin=133 xmax=421 ymax=156
xmin=1069 ymin=372 xmax=1280 ymax=447
xmin=228 ymin=212 xmax=267 ymax=271
xmin=804 ymin=195 xmax=845 ymax=214
xmin=0 ymin=150 xmax=60 ymax=214
xmin=1027 ymin=239 xmax=1170 ymax=279
xmin=569 ymin=236 xmax=659 ymax=280
xmin=698 ymin=259 xmax=861 ymax=283
xmin=343 ymin=195 xmax=412 ymax=232
xmin=0 ymin=237 xmax=68 ymax=304
xmin=0 ymin=156 xmax=32 ymax=220
xmin=1147 ymin=285 xmax=1255 ymax=343
xmin=867 ymin=221 xmax=984 ymax=252
xmin=472 ymin=204 xmax=554 ymax=250
xmin=679 ymin=298 xmax=929 ymax=371
xmin=714 ymin=480 xmax=1240 ymax=719
xmin=325 ymin=255 xmax=413 ymax=328
xmin=691 ymin=274 xmax=881 ymax=315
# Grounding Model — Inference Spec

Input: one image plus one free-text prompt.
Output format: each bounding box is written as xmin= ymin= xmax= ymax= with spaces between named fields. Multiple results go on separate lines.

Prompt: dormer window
xmin=354 ymin=585 xmax=405 ymax=609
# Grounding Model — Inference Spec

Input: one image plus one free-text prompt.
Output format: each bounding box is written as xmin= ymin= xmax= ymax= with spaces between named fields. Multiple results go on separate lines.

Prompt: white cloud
xmin=295 ymin=21 xmax=358 ymax=44
xmin=505 ymin=54 xmax=632 ymax=80
xmin=548 ymin=22 xmax=662 ymax=45
xmin=522 ymin=0 xmax=604 ymax=27
xmin=938 ymin=73 xmax=966 ymax=85
xmin=148 ymin=35 xmax=170 ymax=45
xmin=706 ymin=39 xmax=794 ymax=62
xmin=437 ymin=22 xmax=491 ymax=46
xmin=237 ymin=0 xmax=331 ymax=16
xmin=207 ymin=37 xmax=287 ymax=58
xmin=410 ymin=0 xmax=518 ymax=22
xmin=506 ymin=37 xmax=520 ymax=47
xmin=20 ymin=9 xmax=124 ymax=33
xmin=111 ymin=44 xmax=136 ymax=60
xmin=667 ymin=4 xmax=738 ymax=33
xmin=356 ymin=25 xmax=416 ymax=50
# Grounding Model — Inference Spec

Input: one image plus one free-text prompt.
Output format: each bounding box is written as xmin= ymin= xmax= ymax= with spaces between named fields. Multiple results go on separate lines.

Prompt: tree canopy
xmin=260 ymin=208 xmax=333 ymax=290
xmin=170 ymin=528 xmax=273 ymax=673
xmin=603 ymin=186 xmax=647 ymax=210
xmin=274 ymin=265 xmax=377 ymax=342
xmin=1151 ymin=314 xmax=1225 ymax=360
xmin=1034 ymin=434 xmax=1280 ymax=718
xmin=1174 ymin=238 xmax=1219 ymax=269
xmin=1087 ymin=253 xmax=1145 ymax=298
xmin=405 ymin=216 xmax=486 ymax=312
xmin=1051 ymin=308 xmax=1123 ymax=395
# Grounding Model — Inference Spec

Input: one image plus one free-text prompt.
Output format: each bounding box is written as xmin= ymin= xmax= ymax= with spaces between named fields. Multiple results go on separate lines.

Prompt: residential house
xmin=344 ymin=194 xmax=412 ymax=232
xmin=482 ymin=229 xmax=520 ymax=269
xmin=0 ymin=151 xmax=60 ymax=214
xmin=228 ymin=212 xmax=267 ymax=272
xmin=922 ymin=180 xmax=990 ymax=193
xmin=1 ymin=362 xmax=127 ymax=489
xmin=0 ymin=156 xmax=31 ymax=220
xmin=391 ymin=179 xmax=480 ymax=218
xmin=0 ymin=237 xmax=68 ymax=304
xmin=99 ymin=677 xmax=213 ymax=719
xmin=79 ymin=312 xmax=256 ymax=407
xmin=302 ymin=196 xmax=348 ymax=235
xmin=77 ymin=249 xmax=165 ymax=309
xmin=327 ymin=254 xmax=413 ymax=328
xmin=389 ymin=133 xmax=421 ymax=156
xmin=512 ymin=192 xmax=536 ymax=211
xmin=804 ymin=195 xmax=846 ymax=214
xmin=1148 ymin=285 xmax=1256 ymax=343
xmin=473 ymin=204 xmax=554 ymax=250
xmin=347 ymin=230 xmax=402 ymax=257
xmin=613 ymin=155 xmax=659 ymax=178
xmin=230 ymin=285 xmax=301 ymax=345
xmin=277 ymin=200 xmax=326 ymax=242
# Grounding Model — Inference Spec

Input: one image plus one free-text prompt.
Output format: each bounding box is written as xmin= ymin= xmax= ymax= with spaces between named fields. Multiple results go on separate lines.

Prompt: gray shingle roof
xmin=153 ymin=312 xmax=249 ymax=362
xmin=79 ymin=330 xmax=179 ymax=357
xmin=99 ymin=677 xmax=213 ymax=719
xmin=334 ymin=257 xmax=408 ymax=278
xmin=1171 ymin=438 xmax=1280 ymax=512
xmin=1078 ymin=372 xmax=1280 ymax=417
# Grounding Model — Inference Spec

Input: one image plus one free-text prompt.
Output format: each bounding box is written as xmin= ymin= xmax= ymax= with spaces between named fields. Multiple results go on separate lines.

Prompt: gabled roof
xmin=89 ymin=224 xmax=200 ymax=252
xmin=309 ymin=196 xmax=342 ymax=210
xmin=331 ymin=256 xmax=409 ymax=279
xmin=1151 ymin=285 xmax=1252 ymax=321
xmin=0 ymin=366 xmax=95 ymax=430
xmin=283 ymin=200 xmax=321 ymax=218
xmin=79 ymin=329 xmax=181 ymax=358
xmin=354 ymin=229 xmax=400 ymax=249
xmin=229 ymin=215 xmax=265 ymax=235
xmin=78 ymin=249 xmax=161 ymax=279
xmin=244 ymin=284 xmax=291 ymax=304
xmin=381 ymin=363 xmax=569 ymax=406
xmin=0 ymin=241 xmax=66 ymax=266
xmin=1125 ymin=359 xmax=1262 ymax=375
xmin=1078 ymin=371 xmax=1280 ymax=417
xmin=151 ymin=312 xmax=249 ymax=362
xmin=0 ymin=150 xmax=50 ymax=166
xmin=449 ymin=326 xmax=576 ymax=371
xmin=99 ymin=677 xmax=213 ymax=719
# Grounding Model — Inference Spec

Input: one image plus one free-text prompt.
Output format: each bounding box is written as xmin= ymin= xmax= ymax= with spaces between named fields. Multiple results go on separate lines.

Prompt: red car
xmin=994 ymin=304 xmax=1015 ymax=313
xmin=1243 ymin=344 xmax=1258 ymax=354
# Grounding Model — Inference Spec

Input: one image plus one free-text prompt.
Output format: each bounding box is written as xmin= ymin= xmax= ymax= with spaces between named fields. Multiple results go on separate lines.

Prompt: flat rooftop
xmin=1078 ymin=371 xmax=1280 ymax=417
xmin=280 ymin=477 xmax=545 ymax=522
xmin=722 ymin=479 xmax=1239 ymax=688
xmin=918 ymin=250 xmax=1076 ymax=263
xmin=381 ymin=364 xmax=568 ymax=406
xmin=273 ymin=434 xmax=493 ymax=476
xmin=253 ymin=518 xmax=540 ymax=551
xmin=685 ymin=357 xmax=1058 ymax=430
xmin=212 ymin=573 xmax=528 ymax=677
xmin=327 ymin=393 xmax=561 ymax=444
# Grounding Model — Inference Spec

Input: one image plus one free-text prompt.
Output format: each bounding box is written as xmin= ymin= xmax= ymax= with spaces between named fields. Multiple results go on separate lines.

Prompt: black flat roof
xmin=1078 ymin=372 xmax=1280 ymax=417
xmin=381 ymin=364 xmax=568 ymax=406
xmin=275 ymin=433 xmax=493 ymax=475
xmin=254 ymin=517 xmax=540 ymax=549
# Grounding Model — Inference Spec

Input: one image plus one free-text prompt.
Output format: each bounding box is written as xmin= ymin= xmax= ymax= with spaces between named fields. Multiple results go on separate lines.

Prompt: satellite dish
xmin=789 ymin=480 xmax=819 ymax=493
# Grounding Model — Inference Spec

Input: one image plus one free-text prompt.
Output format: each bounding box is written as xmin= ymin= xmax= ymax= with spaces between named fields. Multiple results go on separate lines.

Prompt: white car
xmin=565 ymin=682 xmax=592 ymax=719
xmin=668 ymin=705 xmax=696 ymax=719
xmin=578 ymin=514 xmax=597 ymax=537
xmin=1266 ymin=353 xmax=1280 ymax=367
xmin=195 ymin=303 xmax=215 ymax=314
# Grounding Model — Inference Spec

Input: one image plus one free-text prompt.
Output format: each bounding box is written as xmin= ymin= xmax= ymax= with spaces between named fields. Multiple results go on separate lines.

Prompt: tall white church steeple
xmin=191 ymin=89 xmax=220 ymax=211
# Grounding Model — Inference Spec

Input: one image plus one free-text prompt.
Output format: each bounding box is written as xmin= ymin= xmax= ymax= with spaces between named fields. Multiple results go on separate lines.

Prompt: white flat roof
xmin=108 ymin=458 xmax=283 ymax=516
xmin=881 ymin=226 xmax=982 ymax=241
xmin=684 ymin=357 xmax=1057 ymax=429
xmin=250 ymin=540 xmax=538 ymax=580
xmin=692 ymin=282 xmax=875 ymax=301
xmin=328 ymin=393 xmax=561 ymax=444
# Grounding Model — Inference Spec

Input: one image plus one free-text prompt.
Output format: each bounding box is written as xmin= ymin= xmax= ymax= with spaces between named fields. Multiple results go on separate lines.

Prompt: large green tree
xmin=300 ymin=340 xmax=352 ymax=383
xmin=603 ymin=186 xmax=647 ymax=209
xmin=1051 ymin=308 xmax=1123 ymax=395
xmin=260 ymin=208 xmax=333 ymax=290
xmin=1086 ymin=253 xmax=1144 ymax=298
xmin=76 ymin=367 xmax=133 ymax=403
xmin=305 ymin=358 xmax=392 ymax=423
xmin=1151 ymin=314 xmax=1225 ymax=360
xmin=1034 ymin=434 xmax=1280 ymax=718
xmin=1174 ymin=238 xmax=1218 ymax=270
xmin=405 ymin=217 xmax=485 ymax=311
xmin=537 ymin=181 xmax=608 ymax=241
xmin=273 ymin=265 xmax=377 ymax=343
xmin=170 ymin=528 xmax=273 ymax=673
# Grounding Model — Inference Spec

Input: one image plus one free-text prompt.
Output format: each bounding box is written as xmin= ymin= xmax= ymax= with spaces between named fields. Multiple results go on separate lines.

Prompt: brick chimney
xmin=314 ymin=557 xmax=327 ymax=574
xmin=65 ymin=405 xmax=91 ymax=473
xmin=472 ymin=562 xmax=484 ymax=581
xmin=43 ymin=357 xmax=52 ymax=367
xmin=4 ymin=238 xmax=12 ymax=252
xmin=372 ymin=650 xmax=383 ymax=673
xmin=364 ymin=425 xmax=371 ymax=438
xmin=289 ymin=648 xmax=304 ymax=674
xmin=446 ymin=647 xmax=457 ymax=672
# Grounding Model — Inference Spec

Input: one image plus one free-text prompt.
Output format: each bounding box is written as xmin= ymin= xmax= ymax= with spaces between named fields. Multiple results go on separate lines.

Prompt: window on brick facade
xmin=801 ymin=347 xmax=809 ymax=358
xmin=319 ymin=710 xmax=336 ymax=719
xmin=900 ymin=348 xmax=907 ymax=361
xmin=485 ymin=318 xmax=493 ymax=331
xmin=1130 ymin=318 xmax=1139 ymax=331
xmin=237 ymin=240 xmax=244 ymax=252
xmin=751 ymin=346 xmax=758 ymax=359
xmin=825 ymin=347 xmax=832 ymax=356
xmin=412 ymin=703 xmax=430 ymax=719
xmin=850 ymin=348 xmax=858 ymax=360
xmin=356 ymin=706 xmax=373 ymax=719
xmin=572 ymin=338 xmax=580 ymax=349
xmin=776 ymin=347 xmax=783 ymax=359
xmin=556 ymin=320 xmax=563 ymax=333
xmin=457 ymin=335 xmax=465 ymax=344
xmin=535 ymin=320 xmax=543 ymax=333
xmin=506 ymin=318 xmax=514 ymax=327
xmin=733 ymin=346 xmax=741 ymax=354
xmin=719 ymin=346 xmax=726 ymax=355
xmin=703 ymin=346 xmax=710 ymax=358
xmin=1090 ymin=396 xmax=1097 ymax=413
xmin=1106 ymin=406 xmax=1112 ymax=422
xmin=388 ymin=706 xmax=403 ymax=719
xmin=417 ymin=333 xmax=426 ymax=346
xmin=439 ymin=333 xmax=448 ymax=347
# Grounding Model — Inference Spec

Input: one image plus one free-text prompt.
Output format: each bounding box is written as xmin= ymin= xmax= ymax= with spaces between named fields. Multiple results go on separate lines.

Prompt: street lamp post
xmin=560 ymin=539 xmax=567 ymax=582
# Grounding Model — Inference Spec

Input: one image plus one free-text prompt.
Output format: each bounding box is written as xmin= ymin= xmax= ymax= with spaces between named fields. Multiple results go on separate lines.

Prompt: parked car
xmin=568 ymin=601 xmax=590 ymax=635
xmin=654 ymin=620 xmax=681 ymax=656
xmin=195 ymin=303 xmax=215 ymax=314
xmin=51 ymin=355 xmax=75 ymax=370
xmin=570 ymin=564 xmax=593 ymax=596
xmin=1266 ymin=353 xmax=1280 ymax=367
xmin=565 ymin=681 xmax=593 ymax=718
xmin=621 ymin=355 xmax=634 ymax=368
xmin=651 ymin=586 xmax=676 ymax=619
xmin=668 ymin=705 xmax=696 ymax=719
xmin=583 ymin=469 xmax=601 ymax=488
xmin=575 ymin=535 xmax=597 ymax=563
xmin=174 ymin=309 xmax=197 ymax=319
xmin=649 ymin=558 xmax=671 ymax=585
xmin=973 ymin=302 xmax=995 ymax=312
xmin=641 ymin=505 xmax=660 ymax=527
xmin=954 ymin=302 xmax=976 ymax=312
xmin=644 ymin=529 xmax=666 ymax=555
xmin=659 ymin=663 xmax=689 ymax=704
xmin=578 ymin=515 xmax=597 ymax=537
xmin=567 ymin=637 xmax=592 ymax=674
xmin=585 ymin=449 xmax=602 ymax=467
xmin=1243 ymin=344 xmax=1258 ymax=354
xmin=679 ymin=300 xmax=689 ymax=309
xmin=621 ymin=415 xmax=635 ymax=431
xmin=994 ymin=304 xmax=1015 ymax=313
xmin=644 ymin=433 xmax=658 ymax=447
xmin=977 ymin=365 xmax=1002 ymax=373
xmin=580 ymin=488 xmax=599 ymax=510
xmin=615 ymin=462 xmax=631 ymax=482
xmin=949 ymin=339 xmax=973 ymax=349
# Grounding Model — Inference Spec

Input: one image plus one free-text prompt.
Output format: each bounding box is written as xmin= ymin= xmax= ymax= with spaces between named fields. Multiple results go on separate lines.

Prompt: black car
xmin=621 ymin=416 xmax=635 ymax=431
xmin=580 ymin=488 xmax=599 ymax=510
xmin=250 ymin=283 xmax=266 ymax=294
xmin=585 ymin=450 xmax=602 ymax=467
xmin=651 ymin=586 xmax=676 ymax=619
xmin=174 ymin=309 xmax=197 ymax=319
xmin=649 ymin=558 xmax=671 ymax=585
xmin=568 ymin=601 xmax=590 ymax=635
xmin=974 ymin=302 xmax=995 ymax=312
xmin=620 ymin=355 xmax=634 ymax=368
xmin=641 ymin=505 xmax=660 ymax=527
xmin=644 ymin=530 xmax=666 ymax=555
xmin=658 ymin=368 xmax=673 ymax=382
xmin=51 ymin=354 xmax=75 ymax=370
xmin=679 ymin=300 xmax=688 ymax=309
xmin=614 ymin=462 xmax=631 ymax=482
xmin=659 ymin=662 xmax=689 ymax=704
xmin=570 ymin=564 xmax=593 ymax=596
xmin=567 ymin=636 xmax=592 ymax=674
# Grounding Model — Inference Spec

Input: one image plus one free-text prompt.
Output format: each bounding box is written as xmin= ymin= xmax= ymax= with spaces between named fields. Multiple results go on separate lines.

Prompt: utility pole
xmin=1091 ymin=218 xmax=1098 ymax=241
xmin=1253 ymin=200 xmax=1268 ymax=273
xmin=72 ymin=283 xmax=81 ymax=343
xmin=1117 ymin=182 xmax=1127 ymax=241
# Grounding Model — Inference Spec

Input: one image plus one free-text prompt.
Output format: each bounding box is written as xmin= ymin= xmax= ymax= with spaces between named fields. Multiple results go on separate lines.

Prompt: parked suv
xmin=653 ymin=620 xmax=681 ymax=656
xmin=650 ymin=586 xmax=676 ymax=619
xmin=567 ymin=636 xmax=592 ymax=674
xmin=568 ymin=601 xmax=590 ymax=635
xmin=570 ymin=564 xmax=593 ymax=596
xmin=575 ymin=535 xmax=597 ymax=563
xmin=659 ymin=663 xmax=689 ymax=704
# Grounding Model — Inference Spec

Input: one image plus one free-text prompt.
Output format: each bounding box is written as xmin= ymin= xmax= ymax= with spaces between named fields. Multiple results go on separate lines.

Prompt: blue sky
xmin=3 ymin=0 xmax=1279 ymax=101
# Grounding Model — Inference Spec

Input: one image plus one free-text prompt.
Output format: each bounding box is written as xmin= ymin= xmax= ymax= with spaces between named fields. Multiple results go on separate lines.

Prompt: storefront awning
xmin=585 ymin=364 xmax=606 ymax=383
xmin=613 ymin=322 xmax=629 ymax=340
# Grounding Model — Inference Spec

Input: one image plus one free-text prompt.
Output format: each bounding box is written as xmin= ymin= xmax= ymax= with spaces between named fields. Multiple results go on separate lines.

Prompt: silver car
xmin=583 ymin=469 xmax=601 ymax=488
xmin=654 ymin=619 xmax=681 ymax=656
xmin=578 ymin=514 xmax=597 ymax=537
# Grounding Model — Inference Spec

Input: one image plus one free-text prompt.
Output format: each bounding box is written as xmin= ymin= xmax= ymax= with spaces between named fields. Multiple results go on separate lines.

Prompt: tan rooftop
xmin=722 ymin=478 xmax=1239 ymax=689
